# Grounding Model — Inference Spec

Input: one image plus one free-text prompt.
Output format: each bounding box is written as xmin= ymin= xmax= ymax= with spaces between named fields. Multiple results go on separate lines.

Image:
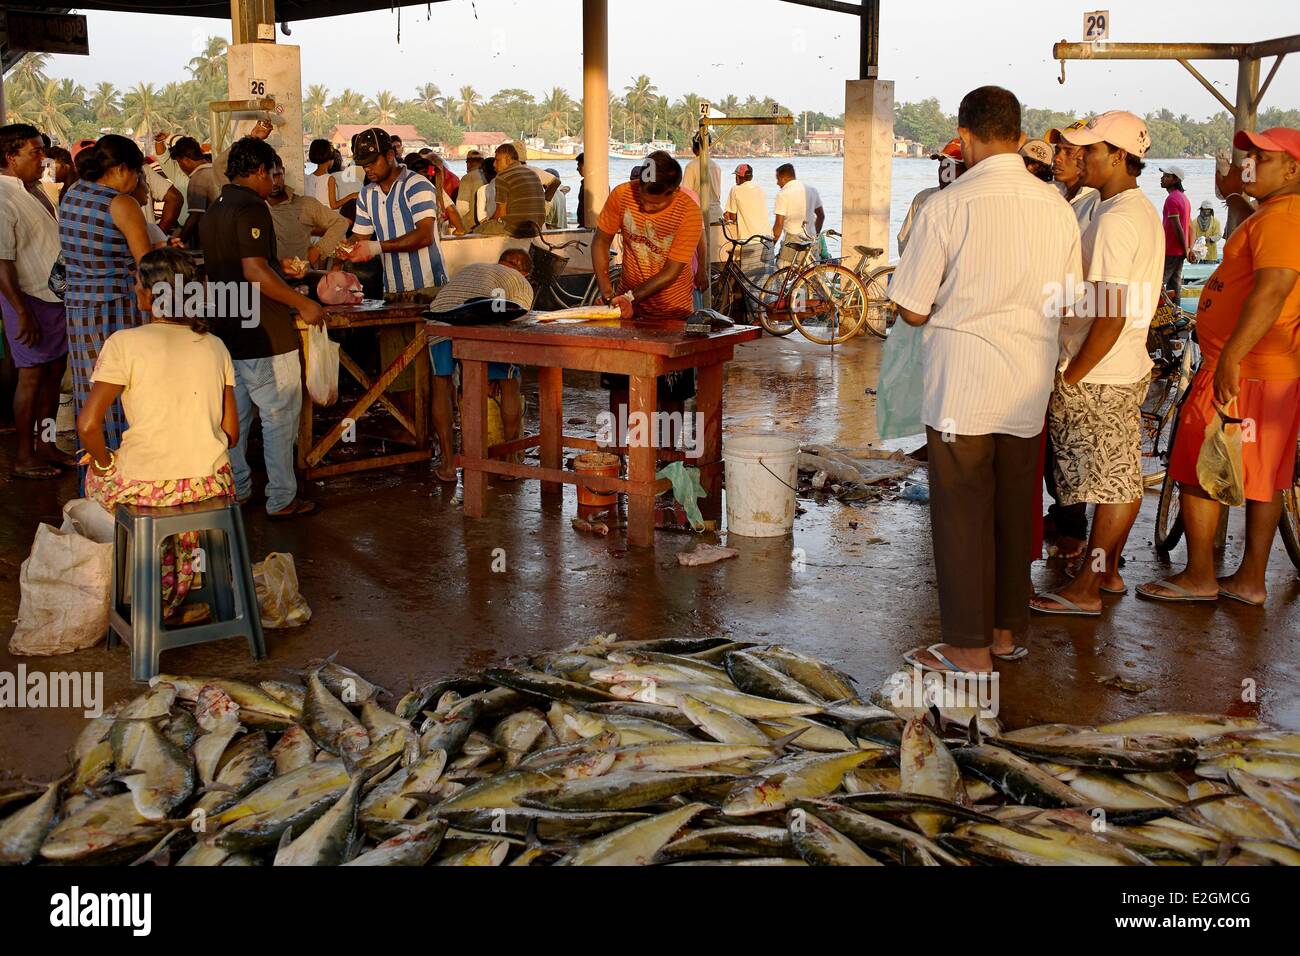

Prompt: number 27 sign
xmin=1083 ymin=10 xmax=1109 ymax=41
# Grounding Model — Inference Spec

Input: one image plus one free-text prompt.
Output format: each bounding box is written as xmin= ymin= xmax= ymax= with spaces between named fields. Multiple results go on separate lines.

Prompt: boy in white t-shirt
xmin=723 ymin=163 xmax=772 ymax=274
xmin=1032 ymin=111 xmax=1164 ymax=619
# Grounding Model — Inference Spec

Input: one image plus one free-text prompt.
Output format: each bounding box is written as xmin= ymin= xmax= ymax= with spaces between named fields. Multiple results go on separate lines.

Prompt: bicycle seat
xmin=784 ymin=240 xmax=812 ymax=250
xmin=854 ymin=245 xmax=884 ymax=258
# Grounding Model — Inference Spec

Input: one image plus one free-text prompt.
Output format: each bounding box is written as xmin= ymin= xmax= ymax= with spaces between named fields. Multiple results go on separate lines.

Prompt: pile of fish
xmin=2 ymin=637 xmax=1299 ymax=866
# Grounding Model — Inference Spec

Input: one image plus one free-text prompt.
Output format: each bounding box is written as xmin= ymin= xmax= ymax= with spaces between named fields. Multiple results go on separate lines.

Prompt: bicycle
xmin=845 ymin=243 xmax=896 ymax=338
xmin=711 ymin=220 xmax=870 ymax=346
xmin=527 ymin=230 xmax=620 ymax=310
xmin=1142 ymin=292 xmax=1199 ymax=490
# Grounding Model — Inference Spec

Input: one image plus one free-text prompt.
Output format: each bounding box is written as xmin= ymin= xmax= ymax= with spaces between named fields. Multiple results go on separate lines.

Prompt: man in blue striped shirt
xmin=338 ymin=127 xmax=459 ymax=477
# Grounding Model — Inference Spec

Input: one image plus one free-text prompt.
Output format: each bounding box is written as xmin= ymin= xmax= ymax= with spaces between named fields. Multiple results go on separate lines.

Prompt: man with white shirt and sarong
xmin=888 ymin=86 xmax=1082 ymax=676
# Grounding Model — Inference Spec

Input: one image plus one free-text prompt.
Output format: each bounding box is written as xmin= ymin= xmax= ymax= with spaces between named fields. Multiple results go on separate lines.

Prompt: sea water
xmin=441 ymin=155 xmax=1221 ymax=263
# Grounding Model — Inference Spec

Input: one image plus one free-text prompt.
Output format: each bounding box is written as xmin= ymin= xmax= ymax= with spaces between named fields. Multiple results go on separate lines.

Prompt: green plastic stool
xmin=108 ymin=499 xmax=265 ymax=682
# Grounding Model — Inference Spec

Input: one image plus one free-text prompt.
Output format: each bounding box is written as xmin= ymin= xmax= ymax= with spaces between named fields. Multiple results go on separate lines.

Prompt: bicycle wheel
xmin=756 ymin=267 xmax=798 ymax=336
xmin=1139 ymin=371 xmax=1178 ymax=488
xmin=1154 ymin=469 xmax=1184 ymax=553
xmin=790 ymin=264 xmax=869 ymax=346
xmin=858 ymin=265 xmax=895 ymax=338
xmin=1280 ymin=442 xmax=1300 ymax=570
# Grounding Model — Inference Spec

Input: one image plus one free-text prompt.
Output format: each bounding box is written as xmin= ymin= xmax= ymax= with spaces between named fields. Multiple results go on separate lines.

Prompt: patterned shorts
xmin=1048 ymin=372 xmax=1151 ymax=506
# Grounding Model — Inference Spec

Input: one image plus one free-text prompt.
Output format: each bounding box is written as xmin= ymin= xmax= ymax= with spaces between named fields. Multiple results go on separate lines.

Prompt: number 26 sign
xmin=1083 ymin=10 xmax=1109 ymax=41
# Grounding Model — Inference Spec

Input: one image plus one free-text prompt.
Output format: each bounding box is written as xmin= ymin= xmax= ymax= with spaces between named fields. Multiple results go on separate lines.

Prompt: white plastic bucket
xmin=723 ymin=435 xmax=799 ymax=537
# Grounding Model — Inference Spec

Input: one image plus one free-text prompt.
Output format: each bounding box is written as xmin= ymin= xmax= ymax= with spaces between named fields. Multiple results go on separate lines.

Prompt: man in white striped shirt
xmin=337 ymin=127 xmax=457 ymax=478
xmin=889 ymin=86 xmax=1083 ymax=676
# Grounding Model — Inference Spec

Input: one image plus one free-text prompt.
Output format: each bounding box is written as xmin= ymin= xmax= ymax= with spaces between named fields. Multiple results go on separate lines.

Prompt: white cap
xmin=1060 ymin=110 xmax=1152 ymax=158
xmin=1160 ymin=164 xmax=1187 ymax=182
xmin=1019 ymin=139 xmax=1053 ymax=166
xmin=1200 ymin=199 xmax=1214 ymax=210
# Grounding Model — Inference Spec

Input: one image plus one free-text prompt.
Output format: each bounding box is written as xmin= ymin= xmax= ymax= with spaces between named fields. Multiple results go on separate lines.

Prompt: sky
xmin=15 ymin=0 xmax=1300 ymax=119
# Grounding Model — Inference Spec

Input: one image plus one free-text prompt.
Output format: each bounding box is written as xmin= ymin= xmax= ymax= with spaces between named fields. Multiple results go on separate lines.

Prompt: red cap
xmin=72 ymin=138 xmax=97 ymax=162
xmin=1234 ymin=127 xmax=1300 ymax=163
xmin=930 ymin=137 xmax=963 ymax=161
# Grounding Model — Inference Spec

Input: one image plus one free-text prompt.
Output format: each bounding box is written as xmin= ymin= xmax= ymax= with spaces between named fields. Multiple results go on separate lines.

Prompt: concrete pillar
xmin=841 ymin=79 xmax=894 ymax=261
xmin=226 ymin=43 xmax=305 ymax=194
xmin=581 ymin=0 xmax=609 ymax=227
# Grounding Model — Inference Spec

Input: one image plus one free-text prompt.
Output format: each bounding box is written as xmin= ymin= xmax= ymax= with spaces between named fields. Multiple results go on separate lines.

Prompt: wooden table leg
xmin=412 ymin=326 xmax=430 ymax=454
xmin=697 ymin=361 xmax=724 ymax=524
xmin=627 ymin=374 xmax=657 ymax=548
xmin=538 ymin=366 xmax=563 ymax=504
xmin=460 ymin=359 xmax=488 ymax=518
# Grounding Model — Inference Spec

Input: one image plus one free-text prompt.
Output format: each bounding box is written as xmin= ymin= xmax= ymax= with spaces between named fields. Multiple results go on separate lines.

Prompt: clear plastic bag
xmin=305 ymin=323 xmax=340 ymax=406
xmin=252 ymin=552 xmax=312 ymax=628
xmin=1196 ymin=403 xmax=1245 ymax=507
xmin=875 ymin=322 xmax=926 ymax=440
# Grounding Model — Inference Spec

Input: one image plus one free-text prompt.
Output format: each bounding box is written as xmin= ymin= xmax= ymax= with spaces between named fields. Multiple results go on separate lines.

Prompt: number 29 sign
xmin=1083 ymin=10 xmax=1109 ymax=41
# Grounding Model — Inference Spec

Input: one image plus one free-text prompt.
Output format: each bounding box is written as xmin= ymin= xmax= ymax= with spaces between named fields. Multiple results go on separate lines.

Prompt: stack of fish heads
xmin=1 ymin=640 xmax=1297 ymax=866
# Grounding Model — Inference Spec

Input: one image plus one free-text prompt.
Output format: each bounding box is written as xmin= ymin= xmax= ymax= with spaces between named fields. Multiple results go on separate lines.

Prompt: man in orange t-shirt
xmin=592 ymin=151 xmax=703 ymax=428
xmin=594 ymin=151 xmax=702 ymax=321
xmin=1140 ymin=127 xmax=1300 ymax=608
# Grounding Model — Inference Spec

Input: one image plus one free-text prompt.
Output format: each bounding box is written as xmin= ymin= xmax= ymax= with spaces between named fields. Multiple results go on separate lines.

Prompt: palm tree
xmin=623 ymin=74 xmax=657 ymax=143
xmin=372 ymin=90 xmax=401 ymax=125
xmin=458 ymin=86 xmax=481 ymax=128
xmin=121 ymin=82 xmax=166 ymax=146
xmin=539 ymin=87 xmax=576 ymax=139
xmin=10 ymin=53 xmax=51 ymax=91
xmin=89 ymin=82 xmax=121 ymax=126
xmin=674 ymin=93 xmax=703 ymax=136
xmin=649 ymin=95 xmax=670 ymax=141
xmin=187 ymin=36 xmax=228 ymax=86
xmin=718 ymin=94 xmax=740 ymax=118
xmin=609 ymin=94 xmax=628 ymax=143
xmin=414 ymin=83 xmax=441 ymax=112
xmin=164 ymin=82 xmax=208 ymax=143
xmin=304 ymin=84 xmax=332 ymax=139
xmin=330 ymin=89 xmax=368 ymax=125
xmin=19 ymin=78 xmax=82 ymax=144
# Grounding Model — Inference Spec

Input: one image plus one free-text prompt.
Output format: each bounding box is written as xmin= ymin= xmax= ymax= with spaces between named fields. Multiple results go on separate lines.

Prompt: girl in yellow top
xmin=78 ymin=247 xmax=239 ymax=618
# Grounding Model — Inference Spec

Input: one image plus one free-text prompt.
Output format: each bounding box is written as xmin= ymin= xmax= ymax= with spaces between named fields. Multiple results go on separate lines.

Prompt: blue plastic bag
xmin=875 ymin=322 xmax=925 ymax=440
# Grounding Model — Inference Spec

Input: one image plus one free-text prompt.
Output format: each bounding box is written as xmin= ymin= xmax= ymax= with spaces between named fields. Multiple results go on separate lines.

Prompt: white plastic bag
xmin=9 ymin=499 xmax=115 ymax=656
xmin=305 ymin=323 xmax=340 ymax=406
xmin=253 ymin=552 xmax=311 ymax=628
xmin=1190 ymin=236 xmax=1208 ymax=263
xmin=875 ymin=322 xmax=926 ymax=440
xmin=1197 ymin=404 xmax=1245 ymax=507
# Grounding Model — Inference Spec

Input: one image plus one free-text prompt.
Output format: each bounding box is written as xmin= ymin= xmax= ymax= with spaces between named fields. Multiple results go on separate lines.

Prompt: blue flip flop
xmin=902 ymin=644 xmax=994 ymax=676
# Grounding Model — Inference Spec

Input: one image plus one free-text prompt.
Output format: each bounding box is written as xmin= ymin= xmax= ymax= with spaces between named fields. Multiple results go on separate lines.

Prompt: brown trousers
xmin=926 ymin=426 xmax=1041 ymax=648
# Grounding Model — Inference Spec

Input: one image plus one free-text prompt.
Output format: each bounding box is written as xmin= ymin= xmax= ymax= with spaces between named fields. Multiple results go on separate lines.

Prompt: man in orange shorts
xmin=1138 ymin=127 xmax=1300 ymax=606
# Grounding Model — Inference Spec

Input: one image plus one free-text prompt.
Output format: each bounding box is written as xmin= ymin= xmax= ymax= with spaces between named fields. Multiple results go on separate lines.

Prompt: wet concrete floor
xmin=2 ymin=332 xmax=1298 ymax=780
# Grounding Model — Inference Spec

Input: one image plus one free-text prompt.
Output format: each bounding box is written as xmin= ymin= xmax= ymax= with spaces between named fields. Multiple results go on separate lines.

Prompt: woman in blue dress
xmin=59 ymin=135 xmax=154 ymax=452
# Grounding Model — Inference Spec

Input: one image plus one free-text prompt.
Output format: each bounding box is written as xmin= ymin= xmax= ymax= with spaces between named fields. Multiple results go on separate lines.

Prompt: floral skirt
xmin=86 ymin=465 xmax=235 ymax=617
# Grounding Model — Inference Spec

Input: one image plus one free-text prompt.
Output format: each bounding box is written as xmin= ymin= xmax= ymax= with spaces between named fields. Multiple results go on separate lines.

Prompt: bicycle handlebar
xmin=717 ymin=218 xmax=775 ymax=248
xmin=534 ymin=230 xmax=588 ymax=253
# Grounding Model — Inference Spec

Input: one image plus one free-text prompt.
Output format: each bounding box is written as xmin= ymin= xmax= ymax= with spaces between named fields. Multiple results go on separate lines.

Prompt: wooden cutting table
xmin=442 ymin=317 xmax=760 ymax=547
xmin=296 ymin=301 xmax=432 ymax=479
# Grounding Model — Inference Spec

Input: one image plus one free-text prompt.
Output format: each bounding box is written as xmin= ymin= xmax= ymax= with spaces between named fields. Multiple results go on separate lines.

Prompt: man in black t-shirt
xmin=199 ymin=136 xmax=325 ymax=518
